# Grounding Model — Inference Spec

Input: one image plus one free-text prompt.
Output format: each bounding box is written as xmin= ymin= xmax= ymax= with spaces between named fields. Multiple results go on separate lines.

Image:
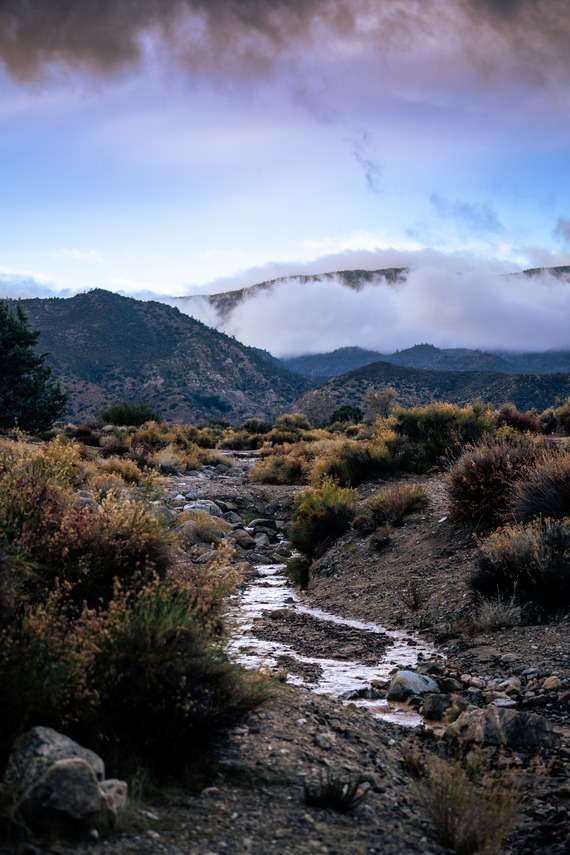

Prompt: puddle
xmin=228 ymin=564 xmax=444 ymax=727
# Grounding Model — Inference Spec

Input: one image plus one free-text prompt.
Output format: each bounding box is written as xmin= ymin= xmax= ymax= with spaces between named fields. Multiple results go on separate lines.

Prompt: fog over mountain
xmin=172 ymin=263 xmax=570 ymax=358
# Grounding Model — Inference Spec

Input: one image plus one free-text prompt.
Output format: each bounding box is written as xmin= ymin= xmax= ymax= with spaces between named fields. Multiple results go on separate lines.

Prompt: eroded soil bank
xmin=56 ymin=461 xmax=570 ymax=854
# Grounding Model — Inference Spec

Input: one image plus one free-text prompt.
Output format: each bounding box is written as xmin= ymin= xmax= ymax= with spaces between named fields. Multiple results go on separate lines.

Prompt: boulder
xmin=231 ymin=529 xmax=256 ymax=549
xmin=183 ymin=500 xmax=222 ymax=517
xmin=386 ymin=670 xmax=440 ymax=702
xmin=4 ymin=726 xmax=105 ymax=788
xmin=4 ymin=727 xmax=128 ymax=831
xmin=445 ymin=707 xmax=561 ymax=749
xmin=421 ymin=693 xmax=470 ymax=722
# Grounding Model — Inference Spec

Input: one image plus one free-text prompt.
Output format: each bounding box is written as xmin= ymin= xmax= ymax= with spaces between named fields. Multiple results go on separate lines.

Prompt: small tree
xmin=100 ymin=396 xmax=162 ymax=427
xmin=0 ymin=302 xmax=68 ymax=433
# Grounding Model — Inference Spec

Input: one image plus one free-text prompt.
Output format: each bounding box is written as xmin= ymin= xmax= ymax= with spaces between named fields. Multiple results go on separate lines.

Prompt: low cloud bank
xmin=183 ymin=264 xmax=570 ymax=357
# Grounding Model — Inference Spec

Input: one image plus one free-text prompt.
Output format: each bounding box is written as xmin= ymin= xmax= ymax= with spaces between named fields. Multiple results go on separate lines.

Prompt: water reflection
xmin=228 ymin=564 xmax=443 ymax=726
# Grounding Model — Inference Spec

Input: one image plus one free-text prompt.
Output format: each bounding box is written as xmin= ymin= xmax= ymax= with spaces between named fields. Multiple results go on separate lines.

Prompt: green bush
xmin=100 ymin=397 xmax=162 ymax=427
xmin=393 ymin=402 xmax=495 ymax=473
xmin=471 ymin=517 xmax=570 ymax=615
xmin=446 ymin=436 xmax=540 ymax=532
xmin=310 ymin=438 xmax=396 ymax=487
xmin=511 ymin=450 xmax=570 ymax=523
xmin=289 ymin=478 xmax=357 ymax=559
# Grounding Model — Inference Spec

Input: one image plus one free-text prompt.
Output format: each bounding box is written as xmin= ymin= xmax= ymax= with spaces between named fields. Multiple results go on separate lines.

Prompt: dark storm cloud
xmin=0 ymin=0 xmax=357 ymax=79
xmin=1 ymin=1 xmax=569 ymax=82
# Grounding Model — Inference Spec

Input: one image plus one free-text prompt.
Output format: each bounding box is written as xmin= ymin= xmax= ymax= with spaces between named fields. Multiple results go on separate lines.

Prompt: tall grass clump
xmin=408 ymin=750 xmax=523 ymax=855
xmin=289 ymin=478 xmax=358 ymax=560
xmin=471 ymin=517 xmax=570 ymax=616
xmin=446 ymin=436 xmax=540 ymax=532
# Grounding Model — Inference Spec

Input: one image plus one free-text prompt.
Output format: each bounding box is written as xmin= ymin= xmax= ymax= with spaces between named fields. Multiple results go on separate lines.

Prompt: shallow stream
xmin=228 ymin=563 xmax=444 ymax=726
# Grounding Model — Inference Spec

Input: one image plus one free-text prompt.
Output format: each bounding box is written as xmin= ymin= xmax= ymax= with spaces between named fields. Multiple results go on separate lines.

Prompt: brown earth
xmin=15 ymin=462 xmax=570 ymax=855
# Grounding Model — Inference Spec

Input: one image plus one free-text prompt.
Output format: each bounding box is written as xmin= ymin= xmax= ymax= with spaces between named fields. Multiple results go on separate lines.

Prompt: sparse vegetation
xmin=472 ymin=517 xmax=570 ymax=616
xmin=303 ymin=771 xmax=367 ymax=812
xmin=408 ymin=749 xmax=523 ymax=855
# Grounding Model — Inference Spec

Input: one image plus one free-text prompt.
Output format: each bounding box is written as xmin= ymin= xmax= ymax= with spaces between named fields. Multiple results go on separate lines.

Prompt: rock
xmin=18 ymin=758 xmax=106 ymax=826
xmin=4 ymin=726 xmax=105 ymax=788
xmin=421 ymin=693 xmax=470 ymax=722
xmin=439 ymin=677 xmax=463 ymax=693
xmin=249 ymin=518 xmax=277 ymax=531
xmin=183 ymin=501 xmax=222 ymax=517
xmin=253 ymin=532 xmax=271 ymax=549
xmin=100 ymin=779 xmax=129 ymax=820
xmin=542 ymin=676 xmax=563 ymax=691
xmin=4 ymin=728 xmax=128 ymax=831
xmin=223 ymin=511 xmax=243 ymax=524
xmin=386 ymin=671 xmax=440 ymax=702
xmin=314 ymin=732 xmax=336 ymax=750
xmin=231 ymin=529 xmax=257 ymax=549
xmin=445 ymin=707 xmax=561 ymax=749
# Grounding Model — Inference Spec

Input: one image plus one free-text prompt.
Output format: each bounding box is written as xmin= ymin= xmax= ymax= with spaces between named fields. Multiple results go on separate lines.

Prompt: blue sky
xmin=0 ymin=0 xmax=570 ymax=347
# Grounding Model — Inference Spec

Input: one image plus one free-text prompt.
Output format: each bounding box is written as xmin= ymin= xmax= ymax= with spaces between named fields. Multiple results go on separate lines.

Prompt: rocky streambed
xmin=69 ymin=455 xmax=570 ymax=855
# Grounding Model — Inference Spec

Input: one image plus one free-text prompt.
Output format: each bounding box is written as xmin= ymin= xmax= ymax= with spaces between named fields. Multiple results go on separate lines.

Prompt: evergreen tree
xmin=0 ymin=301 xmax=68 ymax=432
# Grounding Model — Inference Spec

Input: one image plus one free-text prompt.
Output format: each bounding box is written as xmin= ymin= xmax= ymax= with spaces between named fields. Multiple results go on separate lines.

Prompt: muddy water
xmin=228 ymin=564 xmax=444 ymax=726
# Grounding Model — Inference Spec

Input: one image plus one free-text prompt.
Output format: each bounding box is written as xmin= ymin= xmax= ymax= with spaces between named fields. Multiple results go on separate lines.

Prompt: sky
xmin=1 ymin=0 xmax=570 ymax=353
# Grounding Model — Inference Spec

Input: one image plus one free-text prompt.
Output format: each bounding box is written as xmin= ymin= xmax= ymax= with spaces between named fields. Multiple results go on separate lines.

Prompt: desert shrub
xmin=88 ymin=575 xmax=266 ymax=778
xmin=310 ymin=438 xmax=396 ymax=487
xmin=219 ymin=429 xmax=264 ymax=450
xmin=100 ymin=397 xmax=162 ymax=427
xmin=175 ymin=510 xmax=230 ymax=548
xmin=393 ymin=402 xmax=496 ymax=472
xmin=284 ymin=556 xmax=311 ymax=588
xmin=241 ymin=418 xmax=272 ymax=435
xmin=100 ymin=456 xmax=143 ymax=484
xmin=495 ymin=409 xmax=539 ymax=434
xmin=250 ymin=446 xmax=311 ymax=485
xmin=1 ymin=482 xmax=172 ymax=610
xmin=555 ymin=397 xmax=570 ymax=435
xmin=511 ymin=449 xmax=570 ymax=523
xmin=538 ymin=407 xmax=558 ymax=435
xmin=0 ymin=573 xmax=266 ymax=779
xmin=0 ymin=437 xmax=266 ymax=780
xmin=354 ymin=483 xmax=430 ymax=532
xmin=289 ymin=478 xmax=357 ymax=559
xmin=446 ymin=436 xmax=540 ymax=532
xmin=98 ymin=434 xmax=130 ymax=457
xmin=410 ymin=750 xmax=523 ymax=855
xmin=151 ymin=443 xmax=202 ymax=474
xmin=327 ymin=405 xmax=364 ymax=426
xmin=472 ymin=517 xmax=570 ymax=615
xmin=264 ymin=413 xmax=316 ymax=446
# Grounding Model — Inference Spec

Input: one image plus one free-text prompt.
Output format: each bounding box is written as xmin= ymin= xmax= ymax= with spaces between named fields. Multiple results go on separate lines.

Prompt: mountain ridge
xmin=12 ymin=289 xmax=312 ymax=425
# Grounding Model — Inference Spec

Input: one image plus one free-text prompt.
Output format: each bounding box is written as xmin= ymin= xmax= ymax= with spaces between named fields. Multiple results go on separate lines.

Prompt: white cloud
xmin=53 ymin=248 xmax=104 ymax=263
